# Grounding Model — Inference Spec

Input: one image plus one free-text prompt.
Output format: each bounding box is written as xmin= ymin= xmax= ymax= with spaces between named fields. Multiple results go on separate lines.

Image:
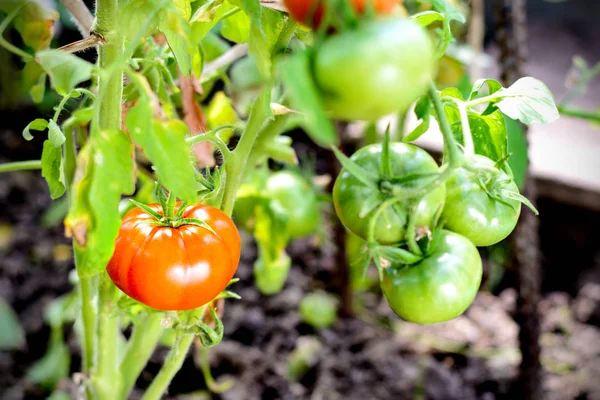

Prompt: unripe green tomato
xmin=254 ymin=252 xmax=291 ymax=295
xmin=314 ymin=18 xmax=435 ymax=121
xmin=381 ymin=230 xmax=482 ymax=324
xmin=442 ymin=155 xmax=521 ymax=246
xmin=299 ymin=292 xmax=338 ymax=329
xmin=333 ymin=142 xmax=445 ymax=245
xmin=266 ymin=171 xmax=320 ymax=239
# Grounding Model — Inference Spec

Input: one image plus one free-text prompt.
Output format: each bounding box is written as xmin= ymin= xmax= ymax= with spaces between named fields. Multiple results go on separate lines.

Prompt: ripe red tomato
xmin=283 ymin=0 xmax=402 ymax=28
xmin=107 ymin=203 xmax=240 ymax=311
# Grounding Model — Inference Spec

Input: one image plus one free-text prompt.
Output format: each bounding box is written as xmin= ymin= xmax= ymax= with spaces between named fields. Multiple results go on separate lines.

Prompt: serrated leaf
xmin=279 ymin=51 xmax=337 ymax=147
xmin=65 ymin=129 xmax=135 ymax=277
xmin=494 ymin=77 xmax=559 ymax=125
xmin=13 ymin=1 xmax=58 ymax=51
xmin=126 ymin=100 xmax=198 ymax=203
xmin=22 ymin=118 xmax=48 ymax=140
xmin=41 ymin=140 xmax=66 ymax=199
xmin=36 ymin=50 xmax=93 ymax=96
xmin=47 ymin=120 xmax=65 ymax=147
xmin=0 ymin=297 xmax=24 ymax=351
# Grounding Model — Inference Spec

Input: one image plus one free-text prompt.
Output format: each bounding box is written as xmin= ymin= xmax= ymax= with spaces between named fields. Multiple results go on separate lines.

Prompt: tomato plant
xmin=107 ymin=202 xmax=240 ymax=311
xmin=333 ymin=142 xmax=445 ymax=244
xmin=0 ymin=0 xmax=560 ymax=397
xmin=381 ymin=230 xmax=482 ymax=324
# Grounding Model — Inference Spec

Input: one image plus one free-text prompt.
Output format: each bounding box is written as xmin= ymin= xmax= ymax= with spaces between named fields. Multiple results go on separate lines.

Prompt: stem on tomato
xmin=119 ymin=313 xmax=165 ymax=399
xmin=0 ymin=160 xmax=42 ymax=173
xmin=457 ymin=101 xmax=475 ymax=156
xmin=428 ymin=82 xmax=462 ymax=168
xmin=79 ymin=274 xmax=97 ymax=374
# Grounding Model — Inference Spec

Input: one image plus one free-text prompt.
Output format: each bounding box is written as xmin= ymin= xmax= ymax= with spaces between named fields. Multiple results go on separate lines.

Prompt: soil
xmin=1 ymin=120 xmax=600 ymax=400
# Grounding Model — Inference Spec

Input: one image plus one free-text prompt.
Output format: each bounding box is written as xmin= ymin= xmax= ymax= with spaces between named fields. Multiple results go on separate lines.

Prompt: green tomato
xmin=314 ymin=18 xmax=434 ymax=121
xmin=299 ymin=292 xmax=338 ymax=329
xmin=266 ymin=171 xmax=320 ymax=239
xmin=442 ymin=155 xmax=521 ymax=247
xmin=381 ymin=230 xmax=482 ymax=324
xmin=333 ymin=142 xmax=445 ymax=245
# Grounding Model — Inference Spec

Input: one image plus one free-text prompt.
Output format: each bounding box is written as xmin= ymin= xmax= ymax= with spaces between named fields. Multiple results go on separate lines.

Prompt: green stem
xmin=0 ymin=160 xmax=41 ymax=173
xmin=95 ymin=274 xmax=121 ymax=400
xmin=0 ymin=3 xmax=34 ymax=61
xmin=79 ymin=275 xmax=97 ymax=374
xmin=428 ymin=82 xmax=462 ymax=167
xmin=119 ymin=313 xmax=165 ymax=399
xmin=186 ymin=127 xmax=235 ymax=159
xmin=53 ymin=94 xmax=72 ymax=123
xmin=141 ymin=334 xmax=195 ymax=400
xmin=558 ymin=106 xmax=600 ymax=123
xmin=62 ymin=121 xmax=77 ymax=200
xmin=456 ymin=100 xmax=474 ymax=156
xmin=221 ymin=90 xmax=271 ymax=216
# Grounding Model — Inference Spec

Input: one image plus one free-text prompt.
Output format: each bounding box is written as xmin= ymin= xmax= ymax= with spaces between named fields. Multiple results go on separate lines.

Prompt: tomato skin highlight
xmin=283 ymin=0 xmax=402 ymax=28
xmin=107 ymin=203 xmax=240 ymax=311
xmin=266 ymin=171 xmax=320 ymax=239
xmin=381 ymin=230 xmax=482 ymax=324
xmin=314 ymin=18 xmax=434 ymax=121
xmin=333 ymin=142 xmax=445 ymax=245
xmin=442 ymin=155 xmax=521 ymax=247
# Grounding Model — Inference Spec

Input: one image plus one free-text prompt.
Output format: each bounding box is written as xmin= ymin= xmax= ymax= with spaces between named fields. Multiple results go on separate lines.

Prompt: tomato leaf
xmin=220 ymin=9 xmax=251 ymax=43
xmin=65 ymin=130 xmax=136 ymax=277
xmin=36 ymin=50 xmax=93 ymax=96
xmin=248 ymin=7 xmax=284 ymax=79
xmin=376 ymin=246 xmax=422 ymax=265
xmin=22 ymin=118 xmax=48 ymax=140
xmin=41 ymin=140 xmax=66 ymax=199
xmin=411 ymin=11 xmax=444 ymax=28
xmin=21 ymin=60 xmax=47 ymax=103
xmin=468 ymin=78 xmax=503 ymax=101
xmin=404 ymin=96 xmax=431 ymax=143
xmin=279 ymin=51 xmax=337 ymax=147
xmin=27 ymin=329 xmax=70 ymax=390
xmin=262 ymin=135 xmax=297 ymax=164
xmin=126 ymin=100 xmax=199 ymax=203
xmin=331 ymin=146 xmax=378 ymax=189
xmin=493 ymin=77 xmax=560 ymax=125
xmin=13 ymin=1 xmax=58 ymax=51
xmin=0 ymin=297 xmax=24 ymax=351
xmin=47 ymin=120 xmax=65 ymax=147
xmin=160 ymin=4 xmax=197 ymax=76
xmin=504 ymin=114 xmax=528 ymax=190
xmin=451 ymin=109 xmax=508 ymax=162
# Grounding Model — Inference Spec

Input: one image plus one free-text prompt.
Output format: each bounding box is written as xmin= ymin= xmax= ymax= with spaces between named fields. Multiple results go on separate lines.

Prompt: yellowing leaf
xmin=14 ymin=2 xmax=58 ymax=51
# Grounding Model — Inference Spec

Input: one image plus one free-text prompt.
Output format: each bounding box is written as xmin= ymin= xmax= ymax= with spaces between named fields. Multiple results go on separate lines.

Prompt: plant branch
xmin=60 ymin=0 xmax=95 ymax=37
xmin=558 ymin=106 xmax=600 ymax=123
xmin=428 ymin=82 xmax=462 ymax=167
xmin=58 ymin=32 xmax=106 ymax=53
xmin=202 ymin=44 xmax=249 ymax=77
xmin=0 ymin=160 xmax=41 ymax=173
xmin=119 ymin=313 xmax=165 ymax=399
xmin=95 ymin=274 xmax=121 ymax=400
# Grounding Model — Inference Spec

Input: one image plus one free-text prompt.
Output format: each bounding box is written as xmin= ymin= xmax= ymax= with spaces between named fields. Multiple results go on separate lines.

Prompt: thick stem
xmin=221 ymin=91 xmax=271 ymax=216
xmin=141 ymin=334 xmax=195 ymax=400
xmin=79 ymin=275 xmax=97 ymax=374
xmin=0 ymin=160 xmax=41 ymax=173
xmin=119 ymin=313 xmax=165 ymax=399
xmin=95 ymin=274 xmax=121 ymax=400
xmin=60 ymin=0 xmax=95 ymax=36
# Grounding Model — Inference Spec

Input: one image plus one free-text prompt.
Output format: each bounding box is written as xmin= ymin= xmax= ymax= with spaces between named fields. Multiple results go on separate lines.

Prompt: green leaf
xmin=469 ymin=78 xmax=503 ymax=101
xmin=254 ymin=249 xmax=291 ymax=295
xmin=234 ymin=0 xmax=262 ymax=32
xmin=0 ymin=297 xmax=24 ymax=351
xmin=376 ymin=246 xmax=422 ymax=265
xmin=21 ymin=60 xmax=46 ymax=103
xmin=36 ymin=50 xmax=93 ymax=96
xmin=279 ymin=51 xmax=337 ymax=147
xmin=331 ymin=146 xmax=378 ymax=189
xmin=411 ymin=10 xmax=444 ymax=27
xmin=451 ymin=109 xmax=508 ymax=162
xmin=263 ymin=135 xmax=297 ymax=164
xmin=41 ymin=140 xmax=66 ymax=199
xmin=65 ymin=129 xmax=136 ymax=277
xmin=160 ymin=5 xmax=198 ymax=76
xmin=494 ymin=77 xmax=560 ymax=125
xmin=118 ymin=0 xmax=162 ymax=42
xmin=47 ymin=120 xmax=65 ymax=147
xmin=247 ymin=7 xmax=284 ymax=79
xmin=22 ymin=118 xmax=48 ymax=140
xmin=220 ymin=9 xmax=251 ymax=43
xmin=191 ymin=1 xmax=237 ymax=40
xmin=27 ymin=330 xmax=70 ymax=390
xmin=126 ymin=100 xmax=199 ymax=203
xmin=427 ymin=0 xmax=466 ymax=57
xmin=504 ymin=114 xmax=528 ymax=190
xmin=404 ymin=96 xmax=431 ymax=142
xmin=13 ymin=1 xmax=59 ymax=51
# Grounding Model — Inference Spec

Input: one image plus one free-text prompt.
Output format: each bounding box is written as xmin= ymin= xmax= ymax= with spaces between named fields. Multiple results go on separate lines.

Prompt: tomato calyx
xmin=129 ymin=197 xmax=217 ymax=233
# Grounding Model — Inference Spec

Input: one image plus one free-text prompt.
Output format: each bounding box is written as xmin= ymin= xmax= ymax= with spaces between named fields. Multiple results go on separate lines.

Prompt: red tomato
xmin=283 ymin=0 xmax=402 ymax=28
xmin=107 ymin=203 xmax=240 ymax=311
